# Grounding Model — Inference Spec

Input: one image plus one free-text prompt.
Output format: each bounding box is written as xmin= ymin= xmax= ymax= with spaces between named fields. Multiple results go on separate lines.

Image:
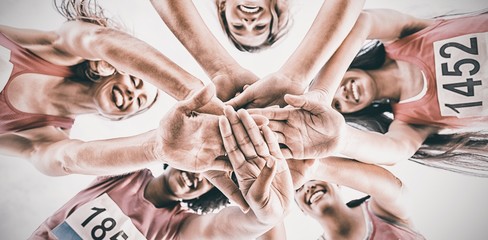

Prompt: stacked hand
xmin=248 ymin=90 xmax=348 ymax=159
xmin=219 ymin=106 xmax=293 ymax=224
xmin=226 ymin=72 xmax=307 ymax=109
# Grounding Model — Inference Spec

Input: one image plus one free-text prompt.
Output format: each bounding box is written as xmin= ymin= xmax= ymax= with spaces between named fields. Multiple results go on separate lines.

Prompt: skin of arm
xmin=0 ymin=85 xmax=230 ymax=176
xmin=0 ymin=22 xmax=208 ymax=102
xmin=313 ymin=156 xmax=413 ymax=224
xmin=150 ymin=0 xmax=259 ymax=101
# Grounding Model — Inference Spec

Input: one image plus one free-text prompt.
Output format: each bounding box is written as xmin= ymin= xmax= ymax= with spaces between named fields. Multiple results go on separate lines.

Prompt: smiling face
xmin=295 ymin=180 xmax=340 ymax=218
xmin=332 ymin=69 xmax=377 ymax=114
xmin=164 ymin=167 xmax=214 ymax=200
xmin=221 ymin=0 xmax=273 ymax=47
xmin=92 ymin=72 xmax=158 ymax=120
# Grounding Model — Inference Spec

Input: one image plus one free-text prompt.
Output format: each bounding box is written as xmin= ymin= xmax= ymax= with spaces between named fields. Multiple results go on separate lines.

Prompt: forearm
xmin=89 ymin=28 xmax=204 ymax=100
xmin=56 ymin=21 xmax=204 ymax=100
xmin=309 ymin=11 xmax=372 ymax=102
xmin=313 ymin=157 xmax=402 ymax=199
xmin=257 ymin=221 xmax=287 ymax=240
xmin=279 ymin=0 xmax=364 ymax=83
xmin=183 ymin=207 xmax=278 ymax=240
xmin=338 ymin=126 xmax=412 ymax=165
xmin=150 ymin=0 xmax=239 ymax=78
xmin=37 ymin=130 xmax=160 ymax=176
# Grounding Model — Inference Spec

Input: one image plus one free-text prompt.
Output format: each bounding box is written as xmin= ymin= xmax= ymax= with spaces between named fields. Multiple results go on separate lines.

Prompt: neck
xmin=318 ymin=205 xmax=366 ymax=240
xmin=144 ymin=174 xmax=179 ymax=208
xmin=48 ymin=78 xmax=98 ymax=116
xmin=367 ymin=58 xmax=425 ymax=103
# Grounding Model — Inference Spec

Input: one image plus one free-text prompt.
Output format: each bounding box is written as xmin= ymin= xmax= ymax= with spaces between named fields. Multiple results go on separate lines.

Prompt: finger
xmin=219 ymin=116 xmax=246 ymax=167
xmin=203 ymin=170 xmax=250 ymax=213
xmin=284 ymin=93 xmax=325 ymax=115
xmin=237 ymin=109 xmax=270 ymax=157
xmin=196 ymin=96 xmax=225 ymax=115
xmin=247 ymin=107 xmax=292 ymax=121
xmin=248 ymin=156 xmax=277 ymax=204
xmin=281 ymin=148 xmax=294 ymax=159
xmin=251 ymin=114 xmax=269 ymax=127
xmin=179 ymin=84 xmax=216 ymax=114
xmin=225 ymin=89 xmax=253 ymax=110
xmin=261 ymin=126 xmax=284 ymax=159
xmin=223 ymin=106 xmax=259 ymax=161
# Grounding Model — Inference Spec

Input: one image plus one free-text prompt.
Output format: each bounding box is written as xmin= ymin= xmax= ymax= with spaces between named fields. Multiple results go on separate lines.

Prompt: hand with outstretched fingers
xmin=154 ymin=84 xmax=229 ymax=172
xmin=220 ymin=106 xmax=293 ymax=224
xmin=247 ymin=90 xmax=348 ymax=160
xmin=226 ymin=72 xmax=307 ymax=109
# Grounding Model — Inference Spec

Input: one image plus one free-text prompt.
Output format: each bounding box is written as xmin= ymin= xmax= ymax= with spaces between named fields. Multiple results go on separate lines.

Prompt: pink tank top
xmin=385 ymin=13 xmax=488 ymax=129
xmin=0 ymin=33 xmax=74 ymax=134
xmin=365 ymin=201 xmax=425 ymax=240
xmin=29 ymin=169 xmax=194 ymax=240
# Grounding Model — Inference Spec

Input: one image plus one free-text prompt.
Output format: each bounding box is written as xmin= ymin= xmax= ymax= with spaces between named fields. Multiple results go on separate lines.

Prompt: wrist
xmin=143 ymin=131 xmax=166 ymax=163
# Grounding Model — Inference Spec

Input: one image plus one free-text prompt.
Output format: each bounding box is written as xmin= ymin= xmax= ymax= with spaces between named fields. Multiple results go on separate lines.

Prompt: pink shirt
xmin=386 ymin=13 xmax=488 ymax=129
xmin=0 ymin=32 xmax=74 ymax=133
xmin=29 ymin=170 xmax=194 ymax=240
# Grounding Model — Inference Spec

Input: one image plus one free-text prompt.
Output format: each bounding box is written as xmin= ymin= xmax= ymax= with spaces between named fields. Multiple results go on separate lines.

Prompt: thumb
xmin=248 ymin=156 xmax=277 ymax=204
xmin=225 ymin=89 xmax=252 ymax=110
xmin=179 ymin=84 xmax=216 ymax=114
xmin=284 ymin=93 xmax=324 ymax=115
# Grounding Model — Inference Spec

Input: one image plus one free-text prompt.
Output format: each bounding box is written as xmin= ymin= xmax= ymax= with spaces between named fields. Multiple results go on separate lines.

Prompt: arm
xmin=0 ymin=22 xmax=206 ymax=101
xmin=310 ymin=9 xmax=434 ymax=102
xmin=150 ymin=0 xmax=258 ymax=101
xmin=0 ymin=85 xmax=230 ymax=176
xmin=339 ymin=120 xmax=436 ymax=165
xmin=313 ymin=156 xmax=413 ymax=224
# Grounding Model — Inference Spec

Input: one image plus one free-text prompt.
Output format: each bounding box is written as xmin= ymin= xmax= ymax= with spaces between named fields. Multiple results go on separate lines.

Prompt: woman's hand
xmin=248 ymin=90 xmax=347 ymax=159
xmin=226 ymin=72 xmax=307 ymax=109
xmin=212 ymin=67 xmax=259 ymax=102
xmin=219 ymin=107 xmax=293 ymax=225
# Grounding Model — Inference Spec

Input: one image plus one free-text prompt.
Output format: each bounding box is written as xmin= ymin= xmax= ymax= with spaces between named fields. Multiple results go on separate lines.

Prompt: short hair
xmin=216 ymin=0 xmax=291 ymax=52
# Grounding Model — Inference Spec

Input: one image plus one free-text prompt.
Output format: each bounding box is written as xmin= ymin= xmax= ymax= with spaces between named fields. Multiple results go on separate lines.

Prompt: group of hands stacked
xmin=154 ymin=69 xmax=347 ymax=224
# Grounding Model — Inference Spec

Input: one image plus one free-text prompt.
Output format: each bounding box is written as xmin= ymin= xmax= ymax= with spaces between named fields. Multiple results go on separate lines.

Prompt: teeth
xmin=239 ymin=5 xmax=260 ymax=13
xmin=309 ymin=191 xmax=325 ymax=204
xmin=181 ymin=172 xmax=193 ymax=188
xmin=351 ymin=81 xmax=359 ymax=102
xmin=113 ymin=87 xmax=124 ymax=108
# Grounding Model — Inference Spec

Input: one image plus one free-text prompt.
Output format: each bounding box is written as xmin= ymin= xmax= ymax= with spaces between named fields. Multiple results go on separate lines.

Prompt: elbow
xmin=30 ymin=140 xmax=83 ymax=177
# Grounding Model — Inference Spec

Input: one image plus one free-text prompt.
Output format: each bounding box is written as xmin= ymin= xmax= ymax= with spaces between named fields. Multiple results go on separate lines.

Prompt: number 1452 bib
xmin=52 ymin=193 xmax=147 ymax=240
xmin=434 ymin=32 xmax=488 ymax=118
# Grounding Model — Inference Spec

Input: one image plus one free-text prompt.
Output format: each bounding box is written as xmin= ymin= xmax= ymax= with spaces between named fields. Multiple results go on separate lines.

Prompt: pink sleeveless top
xmin=385 ymin=13 xmax=488 ymax=129
xmin=0 ymin=33 xmax=74 ymax=134
xmin=29 ymin=169 xmax=194 ymax=240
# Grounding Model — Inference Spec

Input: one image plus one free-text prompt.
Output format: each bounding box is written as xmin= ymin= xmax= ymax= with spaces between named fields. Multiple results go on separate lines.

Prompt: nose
xmin=242 ymin=17 xmax=257 ymax=30
xmin=305 ymin=184 xmax=316 ymax=194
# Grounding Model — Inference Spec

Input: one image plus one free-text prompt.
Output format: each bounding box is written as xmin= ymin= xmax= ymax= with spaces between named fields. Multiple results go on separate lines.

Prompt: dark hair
xmin=346 ymin=195 xmax=371 ymax=208
xmin=182 ymin=172 xmax=238 ymax=214
xmin=344 ymin=40 xmax=488 ymax=177
xmin=216 ymin=0 xmax=291 ymax=52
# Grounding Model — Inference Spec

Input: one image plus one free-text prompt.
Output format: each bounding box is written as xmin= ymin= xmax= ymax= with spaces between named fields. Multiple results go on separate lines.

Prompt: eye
xmin=333 ymin=101 xmax=342 ymax=112
xmin=255 ymin=24 xmax=266 ymax=31
xmin=137 ymin=97 xmax=141 ymax=107
xmin=232 ymin=24 xmax=244 ymax=30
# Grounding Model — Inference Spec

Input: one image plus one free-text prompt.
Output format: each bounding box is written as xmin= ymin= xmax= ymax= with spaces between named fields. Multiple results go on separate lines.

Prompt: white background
xmin=1 ymin=0 xmax=488 ymax=239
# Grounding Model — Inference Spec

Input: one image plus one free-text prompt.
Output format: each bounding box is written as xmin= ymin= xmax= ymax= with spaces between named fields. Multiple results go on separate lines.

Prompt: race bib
xmin=434 ymin=32 xmax=488 ymax=118
xmin=0 ymin=45 xmax=14 ymax=91
xmin=52 ymin=193 xmax=147 ymax=240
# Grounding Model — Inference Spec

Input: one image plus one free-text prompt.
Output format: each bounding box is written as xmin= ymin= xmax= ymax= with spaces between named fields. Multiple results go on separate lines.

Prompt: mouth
xmin=307 ymin=189 xmax=326 ymax=205
xmin=349 ymin=80 xmax=360 ymax=103
xmin=181 ymin=171 xmax=198 ymax=189
xmin=112 ymin=86 xmax=124 ymax=109
xmin=238 ymin=5 xmax=262 ymax=14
